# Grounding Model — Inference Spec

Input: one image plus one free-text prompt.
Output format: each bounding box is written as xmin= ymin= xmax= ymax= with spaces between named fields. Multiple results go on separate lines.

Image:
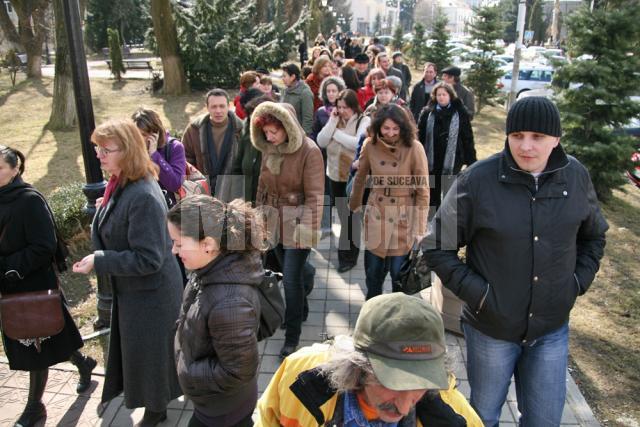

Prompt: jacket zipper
xmin=476 ymin=283 xmax=491 ymax=314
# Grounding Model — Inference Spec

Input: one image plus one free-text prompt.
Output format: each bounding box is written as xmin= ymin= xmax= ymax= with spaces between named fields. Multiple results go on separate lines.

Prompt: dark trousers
xmin=188 ymin=411 xmax=253 ymax=427
xmin=330 ymin=179 xmax=361 ymax=266
xmin=429 ymin=173 xmax=457 ymax=220
xmin=271 ymin=245 xmax=315 ymax=346
xmin=364 ymin=250 xmax=409 ymax=300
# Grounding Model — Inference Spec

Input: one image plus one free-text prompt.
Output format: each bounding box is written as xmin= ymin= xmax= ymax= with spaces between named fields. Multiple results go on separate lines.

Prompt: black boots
xmin=69 ymin=351 xmax=97 ymax=393
xmin=134 ymin=409 xmax=167 ymax=427
xmin=14 ymin=369 xmax=48 ymax=427
xmin=279 ymin=344 xmax=297 ymax=360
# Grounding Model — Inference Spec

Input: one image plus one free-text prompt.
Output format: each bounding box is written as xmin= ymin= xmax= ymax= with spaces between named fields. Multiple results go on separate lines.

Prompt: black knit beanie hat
xmin=506 ymin=96 xmax=562 ymax=137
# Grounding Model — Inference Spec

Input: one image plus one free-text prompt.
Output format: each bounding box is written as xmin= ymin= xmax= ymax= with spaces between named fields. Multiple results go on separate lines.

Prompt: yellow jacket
xmin=256 ymin=341 xmax=482 ymax=427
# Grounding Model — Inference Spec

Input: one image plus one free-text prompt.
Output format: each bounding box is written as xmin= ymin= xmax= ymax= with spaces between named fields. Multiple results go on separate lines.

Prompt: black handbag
xmin=257 ymin=270 xmax=285 ymax=341
xmin=398 ymin=249 xmax=432 ymax=295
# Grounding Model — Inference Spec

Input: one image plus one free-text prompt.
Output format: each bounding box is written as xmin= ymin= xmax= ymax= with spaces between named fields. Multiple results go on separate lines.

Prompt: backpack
xmin=257 ymin=270 xmax=285 ymax=341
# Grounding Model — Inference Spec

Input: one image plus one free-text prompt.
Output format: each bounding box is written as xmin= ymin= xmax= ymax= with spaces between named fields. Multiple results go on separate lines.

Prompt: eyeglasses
xmin=94 ymin=146 xmax=121 ymax=156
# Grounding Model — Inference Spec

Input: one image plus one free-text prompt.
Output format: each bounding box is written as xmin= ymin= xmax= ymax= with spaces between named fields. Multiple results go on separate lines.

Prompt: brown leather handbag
xmin=0 ymin=288 xmax=65 ymax=352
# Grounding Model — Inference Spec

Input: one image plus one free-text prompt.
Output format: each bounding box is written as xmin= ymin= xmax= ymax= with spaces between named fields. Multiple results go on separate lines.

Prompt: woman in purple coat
xmin=132 ymin=108 xmax=186 ymax=208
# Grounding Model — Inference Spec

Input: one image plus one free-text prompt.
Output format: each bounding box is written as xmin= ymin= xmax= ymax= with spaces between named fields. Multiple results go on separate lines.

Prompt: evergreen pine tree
xmin=85 ymin=0 xmax=150 ymax=51
xmin=409 ymin=22 xmax=426 ymax=68
xmin=392 ymin=25 xmax=404 ymax=51
xmin=175 ymin=0 xmax=307 ymax=89
xmin=424 ymin=12 xmax=450 ymax=73
xmin=465 ymin=6 xmax=504 ymax=112
xmin=107 ymin=28 xmax=126 ymax=81
xmin=527 ymin=0 xmax=546 ymax=45
xmin=554 ymin=1 xmax=640 ymax=200
xmin=500 ymin=0 xmax=518 ymax=43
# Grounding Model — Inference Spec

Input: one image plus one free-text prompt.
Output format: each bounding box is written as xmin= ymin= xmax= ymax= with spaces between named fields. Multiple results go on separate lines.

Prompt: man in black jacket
xmin=409 ymin=62 xmax=438 ymax=121
xmin=441 ymin=66 xmax=475 ymax=121
xmin=392 ymin=51 xmax=412 ymax=95
xmin=422 ymin=97 xmax=608 ymax=427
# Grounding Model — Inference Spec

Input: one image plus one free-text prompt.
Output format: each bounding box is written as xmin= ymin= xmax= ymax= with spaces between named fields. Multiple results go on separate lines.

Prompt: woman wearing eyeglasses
xmin=73 ymin=119 xmax=183 ymax=427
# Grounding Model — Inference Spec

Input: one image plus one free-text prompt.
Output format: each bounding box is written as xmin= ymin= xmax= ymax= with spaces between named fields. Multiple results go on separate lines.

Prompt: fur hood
xmin=250 ymin=102 xmax=305 ymax=175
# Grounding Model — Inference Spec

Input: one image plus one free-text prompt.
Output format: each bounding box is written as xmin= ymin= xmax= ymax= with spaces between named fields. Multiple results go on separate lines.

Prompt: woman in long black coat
xmin=418 ymin=82 xmax=477 ymax=213
xmin=0 ymin=145 xmax=97 ymax=427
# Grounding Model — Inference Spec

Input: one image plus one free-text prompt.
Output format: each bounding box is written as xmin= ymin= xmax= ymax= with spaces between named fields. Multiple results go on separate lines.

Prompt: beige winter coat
xmin=349 ymin=137 xmax=430 ymax=257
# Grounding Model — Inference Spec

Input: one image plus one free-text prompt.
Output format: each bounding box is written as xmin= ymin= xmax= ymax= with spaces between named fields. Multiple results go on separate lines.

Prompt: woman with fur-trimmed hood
xmin=251 ymin=102 xmax=325 ymax=360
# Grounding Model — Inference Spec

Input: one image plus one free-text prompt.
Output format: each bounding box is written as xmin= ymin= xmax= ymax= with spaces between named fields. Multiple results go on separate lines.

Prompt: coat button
xmin=390 ymin=148 xmax=396 ymax=153
xmin=563 ymin=190 xmax=568 ymax=196
xmin=376 ymin=215 xmax=381 ymax=220
xmin=529 ymin=313 xmax=534 ymax=318
xmin=389 ymin=218 xmax=394 ymax=223
xmin=380 ymin=161 xmax=385 ymax=165
xmin=391 ymin=198 xmax=395 ymax=203
xmin=532 ymin=197 xmax=536 ymax=202
xmin=534 ymin=236 xmax=539 ymax=242
xmin=392 ymin=162 xmax=397 ymax=167
xmin=378 ymin=197 xmax=383 ymax=202
xmin=533 ymin=276 xmax=539 ymax=282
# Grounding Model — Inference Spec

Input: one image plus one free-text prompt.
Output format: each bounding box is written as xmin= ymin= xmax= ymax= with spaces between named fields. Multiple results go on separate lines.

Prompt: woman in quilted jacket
xmin=168 ymin=195 xmax=263 ymax=427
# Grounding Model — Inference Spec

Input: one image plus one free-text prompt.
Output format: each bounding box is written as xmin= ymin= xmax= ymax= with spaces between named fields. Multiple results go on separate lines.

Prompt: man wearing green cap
xmin=255 ymin=293 xmax=481 ymax=426
xmin=422 ymin=96 xmax=608 ymax=426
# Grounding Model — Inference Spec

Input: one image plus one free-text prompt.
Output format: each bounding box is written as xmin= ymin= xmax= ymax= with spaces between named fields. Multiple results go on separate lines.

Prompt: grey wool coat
xmin=92 ymin=177 xmax=183 ymax=411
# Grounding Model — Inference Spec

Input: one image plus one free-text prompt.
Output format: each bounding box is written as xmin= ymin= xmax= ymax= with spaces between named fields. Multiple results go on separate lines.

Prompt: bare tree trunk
xmin=551 ymin=0 xmax=560 ymax=44
xmin=11 ymin=0 xmax=49 ymax=78
xmin=150 ymin=0 xmax=189 ymax=95
xmin=48 ymin=0 xmax=76 ymax=129
xmin=255 ymin=0 xmax=269 ymax=23
xmin=285 ymin=0 xmax=303 ymax=27
xmin=0 ymin=2 xmax=21 ymax=46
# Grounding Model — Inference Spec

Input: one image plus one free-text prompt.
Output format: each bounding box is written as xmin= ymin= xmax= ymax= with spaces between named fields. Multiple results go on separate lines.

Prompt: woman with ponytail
xmin=168 ymin=195 xmax=264 ymax=427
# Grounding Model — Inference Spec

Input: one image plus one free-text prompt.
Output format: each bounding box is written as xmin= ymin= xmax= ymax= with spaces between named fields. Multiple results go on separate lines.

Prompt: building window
xmin=5 ymin=1 xmax=13 ymax=13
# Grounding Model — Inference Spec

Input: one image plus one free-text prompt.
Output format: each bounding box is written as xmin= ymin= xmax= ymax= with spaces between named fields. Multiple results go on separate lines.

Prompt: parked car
xmin=497 ymin=64 xmax=554 ymax=97
xmin=494 ymin=54 xmax=514 ymax=64
xmin=376 ymin=35 xmax=393 ymax=46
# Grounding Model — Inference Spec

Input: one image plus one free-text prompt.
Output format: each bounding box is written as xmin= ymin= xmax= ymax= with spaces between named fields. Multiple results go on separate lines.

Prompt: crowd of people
xmin=0 ymin=32 xmax=607 ymax=427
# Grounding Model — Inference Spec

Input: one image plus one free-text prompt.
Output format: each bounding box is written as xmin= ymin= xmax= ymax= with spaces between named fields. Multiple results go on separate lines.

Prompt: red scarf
xmin=102 ymin=175 xmax=120 ymax=206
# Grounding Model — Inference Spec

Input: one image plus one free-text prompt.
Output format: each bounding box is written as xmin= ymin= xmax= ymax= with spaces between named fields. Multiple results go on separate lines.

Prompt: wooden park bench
xmin=105 ymin=59 xmax=155 ymax=77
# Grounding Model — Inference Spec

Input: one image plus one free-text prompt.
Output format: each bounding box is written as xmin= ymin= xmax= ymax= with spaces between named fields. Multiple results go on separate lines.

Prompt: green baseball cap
xmin=353 ymin=293 xmax=448 ymax=391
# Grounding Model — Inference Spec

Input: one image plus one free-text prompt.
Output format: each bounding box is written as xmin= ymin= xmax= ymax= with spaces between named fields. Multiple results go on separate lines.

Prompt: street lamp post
xmin=61 ymin=0 xmax=110 ymax=329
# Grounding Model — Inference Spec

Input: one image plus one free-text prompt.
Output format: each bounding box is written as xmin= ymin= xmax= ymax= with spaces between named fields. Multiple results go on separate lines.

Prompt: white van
xmin=497 ymin=64 xmax=554 ymax=97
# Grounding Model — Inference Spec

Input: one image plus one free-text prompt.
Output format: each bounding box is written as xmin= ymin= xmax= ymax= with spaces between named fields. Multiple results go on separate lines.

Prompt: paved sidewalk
xmin=0 ymin=231 xmax=600 ymax=426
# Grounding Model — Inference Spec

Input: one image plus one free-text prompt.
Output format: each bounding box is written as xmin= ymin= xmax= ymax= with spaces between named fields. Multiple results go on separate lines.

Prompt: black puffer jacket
xmin=423 ymin=143 xmax=608 ymax=343
xmin=174 ymin=251 xmax=263 ymax=418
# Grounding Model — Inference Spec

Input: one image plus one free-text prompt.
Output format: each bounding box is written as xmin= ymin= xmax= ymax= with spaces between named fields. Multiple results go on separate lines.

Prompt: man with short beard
xmin=255 ymin=293 xmax=481 ymax=426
